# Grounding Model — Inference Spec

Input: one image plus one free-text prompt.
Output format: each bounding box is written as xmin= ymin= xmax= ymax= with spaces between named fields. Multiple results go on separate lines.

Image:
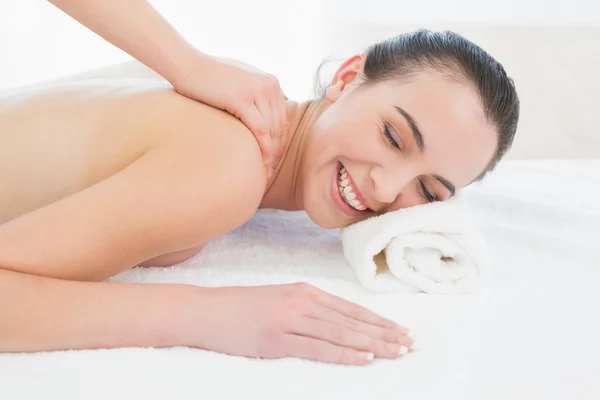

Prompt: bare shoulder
xmin=160 ymin=107 xmax=268 ymax=222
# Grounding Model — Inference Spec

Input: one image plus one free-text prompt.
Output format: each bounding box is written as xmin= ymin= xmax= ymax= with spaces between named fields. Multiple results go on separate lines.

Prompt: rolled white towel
xmin=340 ymin=195 xmax=491 ymax=294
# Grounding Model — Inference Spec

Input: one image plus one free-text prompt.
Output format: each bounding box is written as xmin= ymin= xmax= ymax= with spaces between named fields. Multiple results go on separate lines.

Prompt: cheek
xmin=315 ymin=116 xmax=384 ymax=161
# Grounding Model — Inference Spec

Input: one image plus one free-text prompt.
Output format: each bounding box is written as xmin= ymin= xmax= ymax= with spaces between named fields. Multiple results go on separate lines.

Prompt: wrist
xmin=163 ymin=45 xmax=211 ymax=89
xmin=163 ymin=284 xmax=221 ymax=348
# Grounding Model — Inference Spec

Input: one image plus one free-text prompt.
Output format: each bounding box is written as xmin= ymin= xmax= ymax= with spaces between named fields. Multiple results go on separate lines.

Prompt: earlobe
xmin=325 ymin=81 xmax=343 ymax=103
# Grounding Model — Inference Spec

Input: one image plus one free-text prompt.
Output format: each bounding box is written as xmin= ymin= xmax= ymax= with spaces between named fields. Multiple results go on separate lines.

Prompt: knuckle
xmin=266 ymin=74 xmax=278 ymax=84
xmin=281 ymin=292 xmax=309 ymax=315
xmin=253 ymin=124 xmax=268 ymax=136
xmin=284 ymin=298 xmax=305 ymax=315
xmin=255 ymin=130 xmax=268 ymax=141
xmin=241 ymin=91 xmax=255 ymax=103
xmin=232 ymin=97 xmax=248 ymax=109
xmin=265 ymin=77 xmax=279 ymax=92
xmin=225 ymin=104 xmax=241 ymax=119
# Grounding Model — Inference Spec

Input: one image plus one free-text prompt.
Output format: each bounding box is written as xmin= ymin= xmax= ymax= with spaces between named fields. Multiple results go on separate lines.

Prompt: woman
xmin=0 ymin=30 xmax=519 ymax=365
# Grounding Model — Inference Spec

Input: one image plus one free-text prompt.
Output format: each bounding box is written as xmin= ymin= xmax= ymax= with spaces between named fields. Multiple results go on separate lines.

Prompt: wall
xmin=2 ymin=0 xmax=598 ymax=96
xmin=327 ymin=0 xmax=600 ymax=25
xmin=0 ymin=0 xmax=329 ymax=99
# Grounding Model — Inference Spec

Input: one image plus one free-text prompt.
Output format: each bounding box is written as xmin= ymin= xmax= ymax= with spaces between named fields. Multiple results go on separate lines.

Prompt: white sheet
xmin=1 ymin=160 xmax=599 ymax=400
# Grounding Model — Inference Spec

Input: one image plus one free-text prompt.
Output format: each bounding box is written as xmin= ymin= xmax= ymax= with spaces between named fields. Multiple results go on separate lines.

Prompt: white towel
xmin=340 ymin=195 xmax=491 ymax=294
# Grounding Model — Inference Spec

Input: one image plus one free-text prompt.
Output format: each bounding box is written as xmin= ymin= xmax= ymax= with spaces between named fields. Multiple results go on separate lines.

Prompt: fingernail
xmin=358 ymin=352 xmax=374 ymax=362
xmin=398 ymin=345 xmax=409 ymax=356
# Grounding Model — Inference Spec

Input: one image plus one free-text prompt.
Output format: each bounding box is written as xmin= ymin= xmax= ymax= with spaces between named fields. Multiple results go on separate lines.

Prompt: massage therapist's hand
xmin=48 ymin=0 xmax=288 ymax=180
xmin=185 ymin=283 xmax=413 ymax=365
xmin=172 ymin=52 xmax=289 ymax=179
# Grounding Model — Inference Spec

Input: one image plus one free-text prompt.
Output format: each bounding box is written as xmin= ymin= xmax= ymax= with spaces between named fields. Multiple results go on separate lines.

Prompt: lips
xmin=339 ymin=163 xmax=373 ymax=212
xmin=330 ymin=162 xmax=372 ymax=217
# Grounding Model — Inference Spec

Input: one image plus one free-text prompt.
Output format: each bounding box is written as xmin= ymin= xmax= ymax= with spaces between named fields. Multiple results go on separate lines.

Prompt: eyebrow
xmin=432 ymin=174 xmax=456 ymax=197
xmin=394 ymin=105 xmax=456 ymax=198
xmin=394 ymin=106 xmax=424 ymax=151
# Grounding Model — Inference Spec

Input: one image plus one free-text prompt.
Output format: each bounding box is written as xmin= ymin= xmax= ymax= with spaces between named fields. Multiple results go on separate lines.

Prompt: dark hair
xmin=316 ymin=29 xmax=520 ymax=180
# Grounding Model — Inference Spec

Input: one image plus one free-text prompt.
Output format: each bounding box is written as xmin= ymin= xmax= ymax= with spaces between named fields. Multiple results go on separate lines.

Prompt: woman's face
xmin=301 ymin=55 xmax=497 ymax=229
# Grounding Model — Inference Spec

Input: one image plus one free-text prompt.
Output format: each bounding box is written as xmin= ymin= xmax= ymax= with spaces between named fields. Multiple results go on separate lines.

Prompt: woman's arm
xmin=0 ymin=266 xmax=413 ymax=364
xmin=0 ymin=268 xmax=212 ymax=352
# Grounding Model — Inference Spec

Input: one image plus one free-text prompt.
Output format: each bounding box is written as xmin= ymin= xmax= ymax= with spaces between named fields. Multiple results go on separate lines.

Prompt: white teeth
xmin=337 ymin=165 xmax=367 ymax=211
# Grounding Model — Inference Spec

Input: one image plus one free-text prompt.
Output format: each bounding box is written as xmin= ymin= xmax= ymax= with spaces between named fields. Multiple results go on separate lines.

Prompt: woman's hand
xmin=172 ymin=53 xmax=288 ymax=179
xmin=187 ymin=283 xmax=413 ymax=366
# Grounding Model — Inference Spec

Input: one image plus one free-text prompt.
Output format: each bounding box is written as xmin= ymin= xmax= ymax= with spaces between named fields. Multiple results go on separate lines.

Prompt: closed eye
xmin=419 ymin=179 xmax=439 ymax=203
xmin=382 ymin=123 xmax=403 ymax=150
xmin=381 ymin=120 xmax=438 ymax=203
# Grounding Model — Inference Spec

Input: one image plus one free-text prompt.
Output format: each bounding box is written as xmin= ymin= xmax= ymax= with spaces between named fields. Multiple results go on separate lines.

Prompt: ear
xmin=325 ymin=54 xmax=366 ymax=103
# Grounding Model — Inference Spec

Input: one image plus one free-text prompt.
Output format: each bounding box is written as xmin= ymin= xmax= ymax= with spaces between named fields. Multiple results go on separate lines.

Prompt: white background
xmin=328 ymin=0 xmax=600 ymax=24
xmin=1 ymin=0 xmax=599 ymax=98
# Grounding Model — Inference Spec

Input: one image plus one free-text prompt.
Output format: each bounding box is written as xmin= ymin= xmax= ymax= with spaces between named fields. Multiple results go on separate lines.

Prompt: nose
xmin=369 ymin=165 xmax=419 ymax=212
xmin=369 ymin=165 xmax=413 ymax=206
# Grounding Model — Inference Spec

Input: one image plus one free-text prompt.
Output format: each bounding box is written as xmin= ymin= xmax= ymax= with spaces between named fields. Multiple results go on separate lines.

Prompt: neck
xmin=260 ymin=98 xmax=328 ymax=211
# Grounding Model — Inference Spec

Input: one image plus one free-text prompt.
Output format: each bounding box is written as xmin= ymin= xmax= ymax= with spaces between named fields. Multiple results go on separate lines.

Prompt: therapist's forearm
xmin=48 ymin=0 xmax=206 ymax=84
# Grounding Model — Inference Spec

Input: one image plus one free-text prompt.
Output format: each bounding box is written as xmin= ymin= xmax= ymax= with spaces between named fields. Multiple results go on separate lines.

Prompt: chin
xmin=303 ymin=204 xmax=344 ymax=229
xmin=303 ymin=201 xmax=355 ymax=229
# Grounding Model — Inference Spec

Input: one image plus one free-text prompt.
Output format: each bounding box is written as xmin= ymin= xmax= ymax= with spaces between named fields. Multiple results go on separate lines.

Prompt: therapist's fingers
xmin=274 ymin=90 xmax=289 ymax=162
xmin=253 ymin=97 xmax=278 ymax=172
xmin=238 ymin=103 xmax=274 ymax=174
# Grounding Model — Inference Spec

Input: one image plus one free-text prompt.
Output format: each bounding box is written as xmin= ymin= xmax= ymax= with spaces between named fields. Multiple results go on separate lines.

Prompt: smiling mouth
xmin=337 ymin=164 xmax=371 ymax=212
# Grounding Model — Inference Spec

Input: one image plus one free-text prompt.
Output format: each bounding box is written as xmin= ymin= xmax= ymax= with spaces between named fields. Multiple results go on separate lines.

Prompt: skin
xmin=263 ymin=55 xmax=497 ymax=229
xmin=49 ymin=0 xmax=289 ymax=175
xmin=0 ymin=55 xmax=496 ymax=363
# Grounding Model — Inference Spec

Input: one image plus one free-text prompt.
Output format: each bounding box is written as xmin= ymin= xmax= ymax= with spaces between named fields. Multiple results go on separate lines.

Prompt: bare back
xmin=0 ymin=66 xmax=267 ymax=280
xmin=0 ymin=76 xmax=235 ymax=223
